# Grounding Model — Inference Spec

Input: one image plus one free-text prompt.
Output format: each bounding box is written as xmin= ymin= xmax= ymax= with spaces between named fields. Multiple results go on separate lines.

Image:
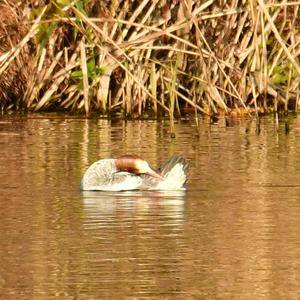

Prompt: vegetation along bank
xmin=0 ymin=0 xmax=299 ymax=119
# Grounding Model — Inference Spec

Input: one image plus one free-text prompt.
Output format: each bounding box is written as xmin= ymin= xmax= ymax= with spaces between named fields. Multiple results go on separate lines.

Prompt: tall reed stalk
xmin=0 ymin=0 xmax=299 ymax=118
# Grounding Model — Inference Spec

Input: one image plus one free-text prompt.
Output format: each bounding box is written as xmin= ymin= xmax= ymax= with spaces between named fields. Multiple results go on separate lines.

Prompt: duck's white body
xmin=81 ymin=156 xmax=188 ymax=191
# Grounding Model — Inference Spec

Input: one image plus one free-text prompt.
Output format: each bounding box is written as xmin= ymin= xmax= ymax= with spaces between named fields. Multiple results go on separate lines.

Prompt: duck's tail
xmin=139 ymin=156 xmax=188 ymax=190
xmin=154 ymin=156 xmax=189 ymax=190
xmin=160 ymin=156 xmax=188 ymax=177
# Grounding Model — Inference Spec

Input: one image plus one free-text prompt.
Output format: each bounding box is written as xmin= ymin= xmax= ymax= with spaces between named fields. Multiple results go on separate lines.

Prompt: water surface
xmin=0 ymin=114 xmax=300 ymax=299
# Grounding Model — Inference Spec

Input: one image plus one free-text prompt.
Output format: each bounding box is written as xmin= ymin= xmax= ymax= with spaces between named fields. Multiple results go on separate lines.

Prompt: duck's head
xmin=115 ymin=155 xmax=164 ymax=180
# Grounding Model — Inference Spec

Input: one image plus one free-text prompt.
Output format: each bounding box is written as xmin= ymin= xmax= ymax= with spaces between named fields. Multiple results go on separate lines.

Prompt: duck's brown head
xmin=115 ymin=155 xmax=164 ymax=180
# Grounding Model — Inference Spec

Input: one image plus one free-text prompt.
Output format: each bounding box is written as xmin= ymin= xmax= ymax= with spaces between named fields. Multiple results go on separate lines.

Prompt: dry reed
xmin=0 ymin=0 xmax=299 ymax=118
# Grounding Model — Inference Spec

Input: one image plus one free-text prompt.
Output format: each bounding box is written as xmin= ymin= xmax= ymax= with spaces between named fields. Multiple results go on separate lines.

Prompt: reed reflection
xmin=2 ymin=115 xmax=300 ymax=298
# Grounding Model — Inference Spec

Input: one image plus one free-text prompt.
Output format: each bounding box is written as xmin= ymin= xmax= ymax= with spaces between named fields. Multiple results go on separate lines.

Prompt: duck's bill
xmin=146 ymin=169 xmax=165 ymax=181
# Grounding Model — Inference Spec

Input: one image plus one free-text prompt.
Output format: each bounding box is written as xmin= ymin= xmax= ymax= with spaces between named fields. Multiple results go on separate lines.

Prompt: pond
xmin=0 ymin=114 xmax=300 ymax=299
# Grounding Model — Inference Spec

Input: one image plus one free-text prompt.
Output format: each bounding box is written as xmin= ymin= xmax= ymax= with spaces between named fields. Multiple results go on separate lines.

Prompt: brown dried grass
xmin=0 ymin=0 xmax=300 ymax=117
xmin=0 ymin=1 xmax=33 ymax=109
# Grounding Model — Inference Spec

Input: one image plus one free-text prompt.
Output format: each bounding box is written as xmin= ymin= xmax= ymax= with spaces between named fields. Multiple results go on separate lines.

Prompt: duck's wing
xmin=108 ymin=172 xmax=143 ymax=191
xmin=138 ymin=173 xmax=161 ymax=190
xmin=82 ymin=171 xmax=143 ymax=191
xmin=81 ymin=159 xmax=143 ymax=191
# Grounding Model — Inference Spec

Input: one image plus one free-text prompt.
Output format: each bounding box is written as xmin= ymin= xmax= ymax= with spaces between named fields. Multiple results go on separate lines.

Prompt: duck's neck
xmin=115 ymin=156 xmax=140 ymax=174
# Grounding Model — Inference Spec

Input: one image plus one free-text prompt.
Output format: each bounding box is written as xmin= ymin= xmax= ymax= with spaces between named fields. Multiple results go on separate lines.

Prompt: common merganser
xmin=81 ymin=155 xmax=188 ymax=191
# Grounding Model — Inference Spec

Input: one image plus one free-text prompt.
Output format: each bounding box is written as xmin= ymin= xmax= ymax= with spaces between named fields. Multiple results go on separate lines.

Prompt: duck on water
xmin=81 ymin=155 xmax=188 ymax=191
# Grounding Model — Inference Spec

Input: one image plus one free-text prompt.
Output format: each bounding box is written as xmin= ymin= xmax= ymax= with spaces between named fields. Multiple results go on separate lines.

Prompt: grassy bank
xmin=0 ymin=0 xmax=299 ymax=118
